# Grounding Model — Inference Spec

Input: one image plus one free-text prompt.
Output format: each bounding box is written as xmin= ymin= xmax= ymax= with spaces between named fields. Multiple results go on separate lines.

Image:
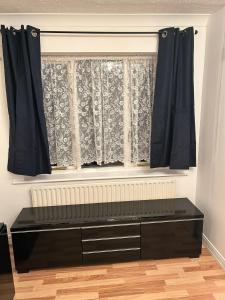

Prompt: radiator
xmin=31 ymin=179 xmax=176 ymax=207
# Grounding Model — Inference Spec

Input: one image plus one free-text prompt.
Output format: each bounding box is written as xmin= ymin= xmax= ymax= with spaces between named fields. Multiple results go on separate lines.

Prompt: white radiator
xmin=31 ymin=179 xmax=176 ymax=207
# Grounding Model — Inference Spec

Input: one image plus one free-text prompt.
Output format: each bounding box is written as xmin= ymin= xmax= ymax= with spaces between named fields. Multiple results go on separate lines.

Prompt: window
xmin=41 ymin=55 xmax=157 ymax=170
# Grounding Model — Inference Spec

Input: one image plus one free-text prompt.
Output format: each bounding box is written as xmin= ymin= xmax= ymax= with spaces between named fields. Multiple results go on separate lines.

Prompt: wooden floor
xmin=13 ymin=247 xmax=225 ymax=300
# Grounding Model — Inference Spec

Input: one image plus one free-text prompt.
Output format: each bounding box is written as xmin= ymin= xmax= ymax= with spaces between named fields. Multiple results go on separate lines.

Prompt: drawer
xmin=82 ymin=236 xmax=140 ymax=252
xmin=82 ymin=223 xmax=140 ymax=240
xmin=83 ymin=248 xmax=140 ymax=265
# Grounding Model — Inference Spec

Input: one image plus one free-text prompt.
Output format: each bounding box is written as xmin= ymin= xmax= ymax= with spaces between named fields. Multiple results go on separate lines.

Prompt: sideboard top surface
xmin=11 ymin=198 xmax=204 ymax=232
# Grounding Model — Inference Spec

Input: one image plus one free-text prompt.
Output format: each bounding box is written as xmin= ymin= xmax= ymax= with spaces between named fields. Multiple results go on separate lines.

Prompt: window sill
xmin=12 ymin=166 xmax=188 ymax=185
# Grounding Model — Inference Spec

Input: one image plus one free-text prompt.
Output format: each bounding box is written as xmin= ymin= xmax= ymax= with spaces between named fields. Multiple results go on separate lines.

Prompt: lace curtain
xmin=41 ymin=55 xmax=156 ymax=167
xmin=129 ymin=58 xmax=156 ymax=162
xmin=42 ymin=61 xmax=73 ymax=167
xmin=76 ymin=59 xmax=124 ymax=165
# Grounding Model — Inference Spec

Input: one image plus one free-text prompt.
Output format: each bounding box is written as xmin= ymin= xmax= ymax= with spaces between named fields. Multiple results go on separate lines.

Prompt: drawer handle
xmin=83 ymin=247 xmax=140 ymax=254
xmin=82 ymin=223 xmax=140 ymax=229
xmin=82 ymin=235 xmax=140 ymax=242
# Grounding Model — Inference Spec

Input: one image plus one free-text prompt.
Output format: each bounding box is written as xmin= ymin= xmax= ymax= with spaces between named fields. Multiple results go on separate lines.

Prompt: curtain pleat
xmin=1 ymin=25 xmax=51 ymax=176
xmin=150 ymin=27 xmax=196 ymax=169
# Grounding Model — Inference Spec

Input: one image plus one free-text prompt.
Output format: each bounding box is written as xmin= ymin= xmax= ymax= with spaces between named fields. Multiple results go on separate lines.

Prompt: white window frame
xmin=13 ymin=166 xmax=188 ymax=184
xmin=42 ymin=54 xmax=157 ymax=169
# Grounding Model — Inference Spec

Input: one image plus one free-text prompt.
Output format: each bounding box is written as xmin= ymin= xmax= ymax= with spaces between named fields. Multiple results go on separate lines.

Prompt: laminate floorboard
xmin=11 ymin=247 xmax=225 ymax=300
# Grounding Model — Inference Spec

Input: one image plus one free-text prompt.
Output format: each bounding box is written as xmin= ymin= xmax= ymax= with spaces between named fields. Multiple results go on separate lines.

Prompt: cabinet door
xmin=12 ymin=228 xmax=82 ymax=273
xmin=141 ymin=220 xmax=203 ymax=260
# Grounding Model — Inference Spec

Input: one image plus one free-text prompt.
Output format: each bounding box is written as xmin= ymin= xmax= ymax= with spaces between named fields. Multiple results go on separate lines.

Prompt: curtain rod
xmin=40 ymin=30 xmax=198 ymax=35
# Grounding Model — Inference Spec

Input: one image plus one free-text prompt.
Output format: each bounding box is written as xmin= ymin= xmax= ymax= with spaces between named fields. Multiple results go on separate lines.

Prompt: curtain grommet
xmin=162 ymin=31 xmax=167 ymax=38
xmin=31 ymin=29 xmax=38 ymax=37
xmin=12 ymin=31 xmax=16 ymax=36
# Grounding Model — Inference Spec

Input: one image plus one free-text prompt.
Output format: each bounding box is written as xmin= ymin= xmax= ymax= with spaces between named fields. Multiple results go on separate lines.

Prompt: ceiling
xmin=0 ymin=0 xmax=224 ymax=14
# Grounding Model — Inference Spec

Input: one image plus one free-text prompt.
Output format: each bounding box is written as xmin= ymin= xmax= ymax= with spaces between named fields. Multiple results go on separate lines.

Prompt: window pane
xmin=101 ymin=60 xmax=124 ymax=164
xmin=42 ymin=60 xmax=73 ymax=167
xmin=76 ymin=60 xmax=96 ymax=165
xmin=129 ymin=57 xmax=156 ymax=162
xmin=76 ymin=59 xmax=124 ymax=165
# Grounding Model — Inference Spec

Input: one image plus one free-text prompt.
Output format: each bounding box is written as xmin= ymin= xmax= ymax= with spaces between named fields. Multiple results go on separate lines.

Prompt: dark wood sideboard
xmin=0 ymin=223 xmax=15 ymax=300
xmin=11 ymin=198 xmax=204 ymax=273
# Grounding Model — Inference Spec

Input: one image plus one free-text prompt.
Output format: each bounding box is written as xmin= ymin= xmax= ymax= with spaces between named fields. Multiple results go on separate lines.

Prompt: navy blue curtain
xmin=150 ymin=27 xmax=196 ymax=169
xmin=1 ymin=25 xmax=51 ymax=176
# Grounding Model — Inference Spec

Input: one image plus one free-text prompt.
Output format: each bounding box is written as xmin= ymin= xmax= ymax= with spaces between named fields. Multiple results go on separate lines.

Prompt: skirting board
xmin=203 ymin=234 xmax=225 ymax=270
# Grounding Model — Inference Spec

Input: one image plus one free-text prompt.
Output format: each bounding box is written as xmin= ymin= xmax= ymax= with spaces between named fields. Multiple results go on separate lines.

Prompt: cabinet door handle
xmin=11 ymin=227 xmax=81 ymax=234
xmin=141 ymin=218 xmax=203 ymax=225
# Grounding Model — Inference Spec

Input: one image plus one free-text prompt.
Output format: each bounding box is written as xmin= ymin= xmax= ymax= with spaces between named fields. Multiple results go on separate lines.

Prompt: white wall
xmin=0 ymin=14 xmax=207 ymax=226
xmin=196 ymin=7 xmax=225 ymax=257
